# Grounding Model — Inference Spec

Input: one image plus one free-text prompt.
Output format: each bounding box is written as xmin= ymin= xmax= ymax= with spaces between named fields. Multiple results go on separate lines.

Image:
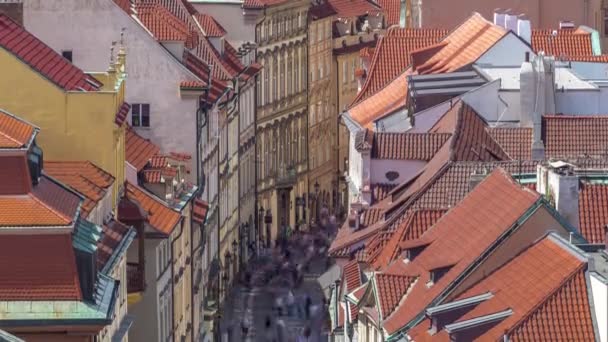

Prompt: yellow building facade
xmin=0 ymin=40 xmax=127 ymax=207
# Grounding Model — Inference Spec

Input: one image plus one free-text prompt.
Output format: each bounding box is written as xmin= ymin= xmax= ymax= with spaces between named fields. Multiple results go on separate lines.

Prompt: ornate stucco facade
xmin=251 ymin=0 xmax=310 ymax=245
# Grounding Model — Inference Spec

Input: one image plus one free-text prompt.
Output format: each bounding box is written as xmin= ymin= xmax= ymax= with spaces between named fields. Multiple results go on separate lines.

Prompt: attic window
xmin=428 ymin=265 xmax=453 ymax=286
xmin=62 ymin=50 xmax=73 ymax=62
xmin=404 ymin=245 xmax=426 ymax=263
xmin=386 ymin=171 xmax=400 ymax=181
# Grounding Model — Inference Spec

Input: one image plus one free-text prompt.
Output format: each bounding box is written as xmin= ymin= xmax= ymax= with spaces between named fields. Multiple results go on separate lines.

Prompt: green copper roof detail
xmin=72 ymin=219 xmax=102 ymax=253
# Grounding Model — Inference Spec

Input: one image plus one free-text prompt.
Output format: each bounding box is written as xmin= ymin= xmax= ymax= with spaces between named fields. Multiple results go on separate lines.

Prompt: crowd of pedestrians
xmin=236 ymin=211 xmax=338 ymax=342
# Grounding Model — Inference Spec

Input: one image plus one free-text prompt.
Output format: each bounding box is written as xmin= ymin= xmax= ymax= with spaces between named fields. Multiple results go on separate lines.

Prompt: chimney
xmin=505 ymin=13 xmax=518 ymax=32
xmin=517 ymin=16 xmax=532 ymax=44
xmin=0 ymin=0 xmax=23 ymax=26
xmin=399 ymin=0 xmax=407 ymax=28
xmin=541 ymin=164 xmax=580 ymax=231
xmin=493 ymin=9 xmax=504 ymax=27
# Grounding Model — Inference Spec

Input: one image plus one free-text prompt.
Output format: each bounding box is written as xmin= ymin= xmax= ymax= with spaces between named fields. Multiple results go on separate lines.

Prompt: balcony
xmin=275 ymin=166 xmax=297 ymax=189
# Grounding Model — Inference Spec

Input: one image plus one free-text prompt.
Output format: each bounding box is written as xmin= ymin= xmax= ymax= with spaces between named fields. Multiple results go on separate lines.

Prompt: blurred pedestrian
xmin=305 ymin=295 xmax=312 ymax=320
xmin=264 ymin=316 xmax=276 ymax=342
xmin=297 ymin=326 xmax=311 ymax=342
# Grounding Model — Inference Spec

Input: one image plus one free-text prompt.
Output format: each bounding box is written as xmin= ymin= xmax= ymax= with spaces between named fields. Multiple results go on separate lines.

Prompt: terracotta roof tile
xmin=114 ymin=102 xmax=131 ymax=126
xmin=126 ymin=127 xmax=161 ymax=171
xmin=0 ymin=155 xmax=32 ymax=195
xmin=371 ymin=183 xmax=396 ymax=203
xmin=135 ymin=3 xmax=193 ymax=44
xmin=408 ymin=236 xmax=594 ymax=341
xmin=352 ymin=32 xmax=444 ymax=105
xmin=0 ymin=14 xmax=101 ymax=91
xmin=45 ymin=161 xmax=115 ymax=217
xmin=371 ymin=209 xmax=445 ymax=269
xmin=195 ymin=14 xmax=227 ymax=37
xmin=193 ymin=198 xmax=209 ymax=224
xmin=113 ymin=0 xmax=133 ymax=14
xmin=371 ymin=132 xmax=451 ymax=160
xmin=376 ymin=0 xmax=400 ymax=26
xmin=412 ymin=13 xmax=507 ymax=75
xmin=327 ymin=0 xmax=382 ymax=18
xmin=349 ymin=69 xmax=410 ymax=128
xmin=568 ymin=55 xmax=608 ymax=62
xmin=97 ymin=219 xmax=132 ymax=270
xmin=343 ymin=260 xmax=362 ymax=320
xmin=361 ymin=207 xmax=385 ymax=228
xmin=382 ymin=169 xmax=540 ymax=334
xmin=125 ymin=182 xmax=181 ymax=234
xmin=543 ymin=115 xmax=608 ymax=158
xmin=0 ymin=109 xmax=37 ymax=149
xmin=531 ymin=29 xmax=593 ymax=58
xmin=579 ymin=183 xmax=608 ymax=244
xmin=142 ymin=167 xmax=177 ymax=184
xmin=488 ymin=127 xmax=533 ymax=160
xmin=0 ymin=234 xmax=82 ymax=300
xmin=180 ymin=80 xmax=206 ymax=89
xmin=375 ymin=273 xmax=416 ymax=319
xmin=242 ymin=0 xmax=288 ymax=9
xmin=386 ymin=27 xmax=449 ymax=38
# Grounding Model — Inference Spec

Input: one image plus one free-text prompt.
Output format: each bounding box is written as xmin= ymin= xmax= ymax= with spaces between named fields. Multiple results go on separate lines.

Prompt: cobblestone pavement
xmin=219 ymin=230 xmax=332 ymax=342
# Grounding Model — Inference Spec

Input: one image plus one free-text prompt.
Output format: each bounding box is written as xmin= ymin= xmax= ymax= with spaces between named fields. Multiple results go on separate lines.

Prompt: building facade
xmin=249 ymin=0 xmax=310 ymax=245
xmin=308 ymin=5 xmax=335 ymax=223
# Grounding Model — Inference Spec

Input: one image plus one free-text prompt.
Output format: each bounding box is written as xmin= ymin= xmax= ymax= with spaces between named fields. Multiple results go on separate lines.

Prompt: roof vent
xmin=559 ymin=21 xmax=575 ymax=29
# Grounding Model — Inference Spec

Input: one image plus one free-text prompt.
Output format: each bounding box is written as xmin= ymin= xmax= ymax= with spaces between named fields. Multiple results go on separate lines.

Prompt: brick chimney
xmin=0 ymin=0 xmax=23 ymax=26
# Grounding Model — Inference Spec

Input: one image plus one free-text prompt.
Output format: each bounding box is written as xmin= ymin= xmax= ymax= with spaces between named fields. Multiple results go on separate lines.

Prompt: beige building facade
xmin=252 ymin=0 xmax=310 ymax=245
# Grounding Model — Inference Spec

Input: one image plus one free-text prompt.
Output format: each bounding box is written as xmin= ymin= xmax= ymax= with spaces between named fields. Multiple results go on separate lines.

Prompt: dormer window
xmin=428 ymin=265 xmax=453 ymax=287
xmin=404 ymin=245 xmax=425 ymax=263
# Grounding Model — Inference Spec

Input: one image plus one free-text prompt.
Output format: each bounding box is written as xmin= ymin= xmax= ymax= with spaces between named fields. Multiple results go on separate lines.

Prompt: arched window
xmin=263 ymin=56 xmax=269 ymax=105
xmin=287 ymin=49 xmax=293 ymax=96
xmin=286 ymin=121 xmax=292 ymax=166
xmin=272 ymin=56 xmax=278 ymax=103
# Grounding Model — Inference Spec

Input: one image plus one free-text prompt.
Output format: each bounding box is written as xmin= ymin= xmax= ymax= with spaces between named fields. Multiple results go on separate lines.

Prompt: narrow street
xmin=219 ymin=230 xmax=332 ymax=342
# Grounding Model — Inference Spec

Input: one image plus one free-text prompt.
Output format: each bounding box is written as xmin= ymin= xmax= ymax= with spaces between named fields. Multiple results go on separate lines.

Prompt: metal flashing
xmin=444 ymin=309 xmax=513 ymax=334
xmin=425 ymin=292 xmax=493 ymax=316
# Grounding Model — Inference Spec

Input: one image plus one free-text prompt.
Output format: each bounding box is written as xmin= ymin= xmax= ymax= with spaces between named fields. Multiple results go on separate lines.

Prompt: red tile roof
xmin=372 ymin=209 xmax=445 ymax=269
xmin=352 ymin=31 xmax=445 ymax=105
xmin=531 ymin=29 xmax=593 ymax=58
xmin=568 ymin=55 xmax=608 ymax=62
xmin=386 ymin=27 xmax=449 ymax=38
xmin=113 ymin=0 xmax=132 ymax=14
xmin=193 ymin=198 xmax=209 ymax=224
xmin=45 ymin=161 xmax=115 ymax=218
xmin=349 ymin=69 xmax=410 ymax=128
xmin=543 ymin=115 xmax=608 ymax=158
xmin=0 ymin=14 xmax=101 ymax=91
xmin=327 ymin=0 xmax=382 ymax=18
xmin=142 ymin=167 xmax=177 ymax=184
xmin=376 ymin=0 xmax=400 ymax=26
xmin=0 ymin=109 xmax=37 ymax=149
xmin=371 ymin=132 xmax=451 ymax=160
xmin=195 ymin=14 xmax=227 ymax=37
xmin=114 ymin=102 xmax=131 ymax=126
xmin=375 ymin=273 xmax=416 ymax=319
xmin=382 ymin=169 xmax=540 ymax=334
xmin=0 ymin=234 xmax=82 ymax=300
xmin=0 ymin=154 xmax=32 ymax=195
xmin=135 ymin=3 xmax=194 ymax=44
xmin=242 ymin=0 xmax=288 ymax=9
xmin=408 ymin=235 xmax=594 ymax=341
xmin=371 ymin=183 xmax=397 ymax=204
xmin=488 ymin=127 xmax=533 ymax=160
xmin=97 ymin=219 xmax=132 ymax=270
xmin=343 ymin=260 xmax=362 ymax=320
xmin=579 ymin=183 xmax=608 ymax=244
xmin=125 ymin=127 xmax=161 ymax=171
xmin=125 ymin=182 xmax=181 ymax=235
xmin=411 ymin=13 xmax=506 ymax=75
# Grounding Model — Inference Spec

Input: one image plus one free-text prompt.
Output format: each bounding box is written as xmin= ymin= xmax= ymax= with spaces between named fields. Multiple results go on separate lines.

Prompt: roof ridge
xmin=126 ymin=181 xmax=180 ymax=213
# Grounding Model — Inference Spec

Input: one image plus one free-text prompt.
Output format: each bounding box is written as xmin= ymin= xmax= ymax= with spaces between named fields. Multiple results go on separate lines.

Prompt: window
xmin=342 ymin=62 xmax=347 ymax=84
xmin=131 ymin=103 xmax=150 ymax=127
xmin=62 ymin=50 xmax=73 ymax=62
xmin=604 ymin=10 xmax=608 ymax=36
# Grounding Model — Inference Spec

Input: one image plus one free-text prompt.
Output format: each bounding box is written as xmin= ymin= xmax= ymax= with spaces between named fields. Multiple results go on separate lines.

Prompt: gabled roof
xmin=371 ymin=132 xmax=451 ymax=161
xmin=0 ymin=14 xmax=101 ymax=91
xmin=371 ymin=209 xmax=445 ymax=269
xmin=0 ymin=109 xmax=38 ymax=149
xmin=343 ymin=260 xmax=362 ymax=321
xmin=579 ymin=183 xmax=608 ymax=244
xmin=125 ymin=181 xmax=181 ymax=235
xmin=408 ymin=235 xmax=594 ymax=341
xmin=375 ymin=273 xmax=417 ymax=320
xmin=352 ymin=29 xmax=446 ymax=105
xmin=195 ymin=13 xmax=227 ymax=37
xmin=371 ymin=183 xmax=397 ymax=204
xmin=44 ymin=161 xmax=115 ymax=218
xmin=0 ymin=234 xmax=82 ymax=300
xmin=97 ymin=220 xmax=135 ymax=272
xmin=531 ymin=28 xmax=593 ymax=58
xmin=543 ymin=115 xmax=608 ymax=158
xmin=411 ymin=13 xmax=507 ymax=75
xmin=125 ymin=126 xmax=161 ymax=171
xmin=242 ymin=0 xmax=288 ymax=9
xmin=134 ymin=2 xmax=196 ymax=44
xmin=381 ymin=169 xmax=540 ymax=334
